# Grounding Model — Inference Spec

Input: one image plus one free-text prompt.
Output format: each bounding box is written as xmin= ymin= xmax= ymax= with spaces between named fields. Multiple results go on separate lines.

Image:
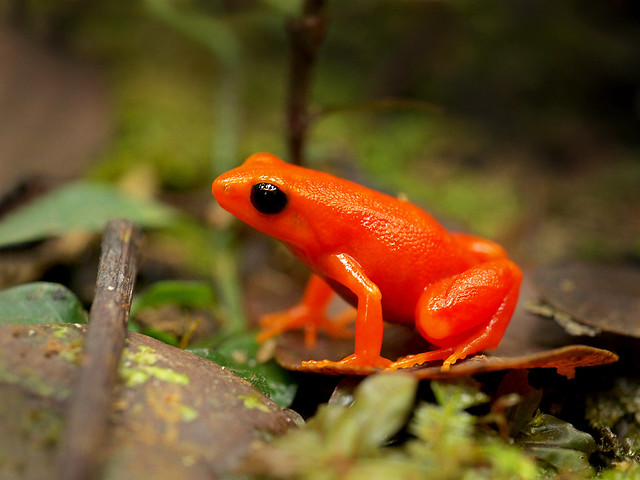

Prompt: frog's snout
xmin=212 ymin=173 xmax=237 ymax=201
xmin=212 ymin=173 xmax=247 ymax=216
xmin=211 ymin=176 xmax=226 ymax=201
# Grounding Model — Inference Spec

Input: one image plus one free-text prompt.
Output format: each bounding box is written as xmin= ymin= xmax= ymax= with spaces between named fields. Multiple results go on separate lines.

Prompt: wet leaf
xmin=0 ymin=282 xmax=87 ymax=325
xmin=517 ymin=413 xmax=596 ymax=475
xmin=0 ymin=181 xmax=176 ymax=248
xmin=190 ymin=332 xmax=297 ymax=408
xmin=0 ymin=324 xmax=294 ymax=480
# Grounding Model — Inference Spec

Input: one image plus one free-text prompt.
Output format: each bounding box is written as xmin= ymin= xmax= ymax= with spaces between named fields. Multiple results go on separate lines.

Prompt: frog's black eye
xmin=250 ymin=183 xmax=288 ymax=214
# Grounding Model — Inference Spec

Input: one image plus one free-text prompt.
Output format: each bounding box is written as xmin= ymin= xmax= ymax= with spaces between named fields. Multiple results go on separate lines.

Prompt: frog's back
xmin=214 ymin=153 xmax=478 ymax=323
xmin=287 ymin=173 xmax=478 ymax=323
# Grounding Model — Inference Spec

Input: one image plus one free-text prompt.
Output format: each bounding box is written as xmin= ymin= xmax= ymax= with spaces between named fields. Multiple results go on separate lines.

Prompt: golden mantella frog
xmin=212 ymin=153 xmax=522 ymax=371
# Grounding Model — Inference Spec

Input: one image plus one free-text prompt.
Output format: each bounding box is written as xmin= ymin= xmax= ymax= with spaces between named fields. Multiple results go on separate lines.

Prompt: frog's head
xmin=212 ymin=153 xmax=322 ymax=250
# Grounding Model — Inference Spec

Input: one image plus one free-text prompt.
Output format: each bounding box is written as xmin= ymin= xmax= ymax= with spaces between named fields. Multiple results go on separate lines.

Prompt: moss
xmin=119 ymin=344 xmax=190 ymax=388
xmin=239 ymin=392 xmax=271 ymax=413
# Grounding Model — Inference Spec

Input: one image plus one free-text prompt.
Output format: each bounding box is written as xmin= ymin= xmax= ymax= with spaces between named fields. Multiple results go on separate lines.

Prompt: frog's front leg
xmin=390 ymin=258 xmax=522 ymax=371
xmin=302 ymin=253 xmax=392 ymax=369
xmin=258 ymin=274 xmax=355 ymax=348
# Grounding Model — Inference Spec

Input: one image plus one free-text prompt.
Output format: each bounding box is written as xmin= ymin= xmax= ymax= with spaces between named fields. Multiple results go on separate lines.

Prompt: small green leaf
xmin=130 ymin=280 xmax=216 ymax=318
xmin=0 ymin=282 xmax=87 ymax=325
xmin=0 ymin=181 xmax=176 ymax=248
xmin=190 ymin=332 xmax=297 ymax=409
xmin=517 ymin=413 xmax=595 ymax=474
xmin=431 ymin=380 xmax=490 ymax=411
xmin=324 ymin=373 xmax=418 ymax=456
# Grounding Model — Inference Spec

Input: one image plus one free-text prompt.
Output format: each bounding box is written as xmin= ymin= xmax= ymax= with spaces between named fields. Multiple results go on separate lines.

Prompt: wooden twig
xmin=286 ymin=0 xmax=329 ymax=165
xmin=56 ymin=219 xmax=140 ymax=480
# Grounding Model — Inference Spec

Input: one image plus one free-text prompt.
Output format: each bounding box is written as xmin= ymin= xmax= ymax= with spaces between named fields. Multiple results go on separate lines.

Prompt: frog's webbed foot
xmin=302 ymin=353 xmax=392 ymax=370
xmin=388 ymin=347 xmax=457 ymax=371
xmin=257 ymin=304 xmax=355 ymax=348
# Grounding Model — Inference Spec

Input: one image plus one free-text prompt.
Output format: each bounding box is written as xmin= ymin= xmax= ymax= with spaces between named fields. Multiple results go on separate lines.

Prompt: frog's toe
xmin=388 ymin=347 xmax=456 ymax=370
xmin=302 ymin=353 xmax=392 ymax=370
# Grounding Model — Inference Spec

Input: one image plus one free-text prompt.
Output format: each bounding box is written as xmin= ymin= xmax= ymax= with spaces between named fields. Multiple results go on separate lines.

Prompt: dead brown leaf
xmin=272 ymin=275 xmax=619 ymax=379
xmin=531 ymin=261 xmax=640 ymax=338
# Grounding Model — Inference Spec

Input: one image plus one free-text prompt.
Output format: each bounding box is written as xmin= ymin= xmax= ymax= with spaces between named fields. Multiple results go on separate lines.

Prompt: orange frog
xmin=212 ymin=153 xmax=522 ymax=371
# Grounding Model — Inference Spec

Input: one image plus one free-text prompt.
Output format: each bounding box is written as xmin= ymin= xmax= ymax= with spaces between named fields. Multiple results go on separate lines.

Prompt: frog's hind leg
xmin=257 ymin=274 xmax=354 ymax=348
xmin=389 ymin=258 xmax=522 ymax=371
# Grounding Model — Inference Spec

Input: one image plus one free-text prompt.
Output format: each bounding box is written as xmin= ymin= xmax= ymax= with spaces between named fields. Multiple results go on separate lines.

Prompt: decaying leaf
xmin=0 ymin=324 xmax=295 ymax=480
xmin=530 ymin=262 xmax=640 ymax=339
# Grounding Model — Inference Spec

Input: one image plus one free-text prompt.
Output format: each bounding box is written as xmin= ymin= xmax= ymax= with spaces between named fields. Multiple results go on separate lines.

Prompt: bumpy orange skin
xmin=212 ymin=153 xmax=522 ymax=371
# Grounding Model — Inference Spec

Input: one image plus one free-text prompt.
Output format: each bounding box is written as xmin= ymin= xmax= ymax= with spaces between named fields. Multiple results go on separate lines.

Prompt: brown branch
xmin=56 ymin=219 xmax=141 ymax=480
xmin=286 ymin=0 xmax=329 ymax=165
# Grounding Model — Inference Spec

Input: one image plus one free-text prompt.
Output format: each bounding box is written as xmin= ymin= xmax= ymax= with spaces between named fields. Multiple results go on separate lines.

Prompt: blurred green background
xmin=2 ymin=0 xmax=639 ymax=289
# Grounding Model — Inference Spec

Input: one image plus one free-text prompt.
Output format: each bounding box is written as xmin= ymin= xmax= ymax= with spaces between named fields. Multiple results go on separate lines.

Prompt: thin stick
xmin=286 ymin=0 xmax=328 ymax=165
xmin=56 ymin=219 xmax=140 ymax=480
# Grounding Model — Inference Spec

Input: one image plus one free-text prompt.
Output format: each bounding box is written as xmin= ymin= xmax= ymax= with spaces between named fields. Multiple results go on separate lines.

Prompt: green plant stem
xmin=210 ymin=230 xmax=246 ymax=338
xmin=144 ymin=0 xmax=246 ymax=332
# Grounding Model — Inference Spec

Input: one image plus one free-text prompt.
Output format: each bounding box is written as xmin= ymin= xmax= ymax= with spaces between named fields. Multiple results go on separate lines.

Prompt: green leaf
xmin=246 ymin=374 xmax=418 ymax=478
xmin=190 ymin=332 xmax=297 ymax=409
xmin=0 ymin=282 xmax=87 ymax=325
xmin=0 ymin=181 xmax=176 ymax=248
xmin=130 ymin=280 xmax=216 ymax=318
xmin=323 ymin=373 xmax=418 ymax=457
xmin=431 ymin=381 xmax=490 ymax=411
xmin=517 ymin=413 xmax=595 ymax=474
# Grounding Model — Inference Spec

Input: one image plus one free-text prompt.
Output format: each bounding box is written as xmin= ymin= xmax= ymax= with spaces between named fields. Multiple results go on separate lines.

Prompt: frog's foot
xmin=388 ymin=347 xmax=457 ymax=371
xmin=302 ymin=353 xmax=392 ymax=370
xmin=257 ymin=305 xmax=355 ymax=348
